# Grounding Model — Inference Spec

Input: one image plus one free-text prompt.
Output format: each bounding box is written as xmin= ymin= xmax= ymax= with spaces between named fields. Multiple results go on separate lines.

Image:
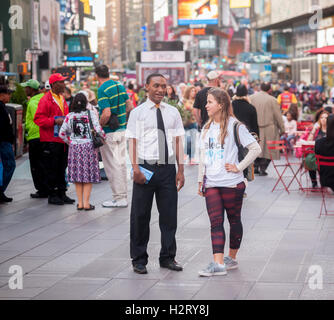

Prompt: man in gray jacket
xmin=250 ymin=83 xmax=285 ymax=176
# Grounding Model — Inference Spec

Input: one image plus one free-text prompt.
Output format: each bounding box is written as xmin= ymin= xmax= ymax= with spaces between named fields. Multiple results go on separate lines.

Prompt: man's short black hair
xmin=0 ymin=85 xmax=12 ymax=94
xmin=128 ymin=83 xmax=134 ymax=90
xmin=261 ymin=82 xmax=271 ymax=92
xmin=146 ymin=73 xmax=166 ymax=85
xmin=95 ymin=65 xmax=110 ymax=79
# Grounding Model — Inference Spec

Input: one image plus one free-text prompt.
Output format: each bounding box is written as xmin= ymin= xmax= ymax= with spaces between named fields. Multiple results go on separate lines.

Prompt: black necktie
xmin=156 ymin=106 xmax=169 ymax=164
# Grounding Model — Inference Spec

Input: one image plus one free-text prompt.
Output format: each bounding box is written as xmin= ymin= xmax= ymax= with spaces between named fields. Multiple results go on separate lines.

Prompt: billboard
xmin=230 ymin=0 xmax=251 ymax=8
xmin=178 ymin=0 xmax=219 ymax=26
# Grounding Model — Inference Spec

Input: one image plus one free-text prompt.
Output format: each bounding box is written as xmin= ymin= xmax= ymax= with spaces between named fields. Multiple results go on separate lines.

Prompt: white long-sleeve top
xmin=198 ymin=118 xmax=262 ymax=187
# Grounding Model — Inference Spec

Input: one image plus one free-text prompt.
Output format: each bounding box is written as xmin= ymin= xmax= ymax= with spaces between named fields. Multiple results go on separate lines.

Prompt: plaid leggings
xmin=205 ymin=182 xmax=245 ymax=254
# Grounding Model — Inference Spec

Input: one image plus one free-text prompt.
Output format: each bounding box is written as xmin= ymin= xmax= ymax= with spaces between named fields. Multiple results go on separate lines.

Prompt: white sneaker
xmin=102 ymin=199 xmax=128 ymax=208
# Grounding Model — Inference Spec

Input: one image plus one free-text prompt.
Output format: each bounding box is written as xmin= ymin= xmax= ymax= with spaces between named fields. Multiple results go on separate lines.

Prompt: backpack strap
xmin=233 ymin=121 xmax=242 ymax=149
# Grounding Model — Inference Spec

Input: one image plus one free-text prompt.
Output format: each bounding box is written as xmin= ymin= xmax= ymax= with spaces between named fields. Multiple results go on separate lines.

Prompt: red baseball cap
xmin=49 ymin=73 xmax=67 ymax=85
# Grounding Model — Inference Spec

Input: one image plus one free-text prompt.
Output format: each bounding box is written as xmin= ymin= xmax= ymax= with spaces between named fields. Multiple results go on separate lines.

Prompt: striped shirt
xmin=98 ymin=79 xmax=129 ymax=133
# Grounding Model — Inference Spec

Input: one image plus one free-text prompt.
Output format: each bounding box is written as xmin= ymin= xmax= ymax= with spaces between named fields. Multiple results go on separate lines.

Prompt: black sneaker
xmin=62 ymin=194 xmax=75 ymax=205
xmin=30 ymin=192 xmax=48 ymax=199
xmin=133 ymin=264 xmax=148 ymax=274
xmin=48 ymin=195 xmax=64 ymax=206
xmin=0 ymin=193 xmax=13 ymax=203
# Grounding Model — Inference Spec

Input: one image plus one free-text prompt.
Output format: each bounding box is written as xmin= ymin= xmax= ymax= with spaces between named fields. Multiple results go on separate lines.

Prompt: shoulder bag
xmin=88 ymin=111 xmax=104 ymax=149
xmin=107 ymin=84 xmax=120 ymax=130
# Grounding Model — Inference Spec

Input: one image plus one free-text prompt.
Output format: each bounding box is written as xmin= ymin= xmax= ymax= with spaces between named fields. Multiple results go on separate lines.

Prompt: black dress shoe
xmin=0 ymin=193 xmax=13 ymax=203
xmin=133 ymin=264 xmax=148 ymax=274
xmin=30 ymin=192 xmax=48 ymax=199
xmin=62 ymin=195 xmax=75 ymax=205
xmin=259 ymin=172 xmax=268 ymax=176
xmin=160 ymin=260 xmax=183 ymax=272
xmin=48 ymin=195 xmax=64 ymax=206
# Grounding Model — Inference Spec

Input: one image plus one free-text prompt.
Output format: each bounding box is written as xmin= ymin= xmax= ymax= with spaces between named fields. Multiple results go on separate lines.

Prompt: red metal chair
xmin=299 ymin=144 xmax=320 ymax=194
xmin=297 ymin=121 xmax=313 ymax=131
xmin=267 ymin=140 xmax=303 ymax=194
xmin=315 ymin=154 xmax=334 ymax=218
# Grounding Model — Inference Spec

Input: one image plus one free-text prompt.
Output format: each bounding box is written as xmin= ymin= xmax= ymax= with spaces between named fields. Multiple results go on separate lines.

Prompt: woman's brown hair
xmin=183 ymin=86 xmax=196 ymax=100
xmin=203 ymin=88 xmax=234 ymax=145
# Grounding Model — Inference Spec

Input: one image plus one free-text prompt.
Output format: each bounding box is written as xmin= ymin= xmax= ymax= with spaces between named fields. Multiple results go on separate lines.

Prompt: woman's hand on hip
xmin=225 ymin=164 xmax=240 ymax=173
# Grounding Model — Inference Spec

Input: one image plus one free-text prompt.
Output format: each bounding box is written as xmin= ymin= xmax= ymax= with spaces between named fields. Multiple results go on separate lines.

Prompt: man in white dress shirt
xmin=126 ymin=74 xmax=185 ymax=274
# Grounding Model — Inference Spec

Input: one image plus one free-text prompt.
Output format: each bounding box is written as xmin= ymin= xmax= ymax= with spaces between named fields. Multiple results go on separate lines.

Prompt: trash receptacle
xmin=6 ymin=104 xmax=24 ymax=159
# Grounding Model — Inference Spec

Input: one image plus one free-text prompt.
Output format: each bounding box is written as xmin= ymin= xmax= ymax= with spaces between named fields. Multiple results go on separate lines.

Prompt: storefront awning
xmin=305 ymin=45 xmax=334 ymax=55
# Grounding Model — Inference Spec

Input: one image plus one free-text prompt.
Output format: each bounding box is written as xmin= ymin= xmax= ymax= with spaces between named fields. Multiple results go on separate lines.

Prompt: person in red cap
xmin=34 ymin=73 xmax=75 ymax=205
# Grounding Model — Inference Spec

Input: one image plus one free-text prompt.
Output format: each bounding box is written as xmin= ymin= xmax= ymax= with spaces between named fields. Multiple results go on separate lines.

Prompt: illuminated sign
xmin=178 ymin=0 xmax=219 ymax=26
xmin=80 ymin=0 xmax=91 ymax=15
xmin=230 ymin=0 xmax=251 ymax=8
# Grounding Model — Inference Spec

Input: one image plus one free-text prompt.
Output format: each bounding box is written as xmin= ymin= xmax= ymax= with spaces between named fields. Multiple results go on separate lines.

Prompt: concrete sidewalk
xmin=0 ymin=154 xmax=334 ymax=300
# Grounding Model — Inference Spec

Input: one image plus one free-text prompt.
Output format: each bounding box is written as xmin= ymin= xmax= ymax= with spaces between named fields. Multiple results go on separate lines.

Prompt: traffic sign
xmin=25 ymin=48 xmax=43 ymax=56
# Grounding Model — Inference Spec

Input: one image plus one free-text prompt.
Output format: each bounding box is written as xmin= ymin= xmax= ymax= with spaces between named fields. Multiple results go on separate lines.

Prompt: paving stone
xmin=193 ymin=280 xmax=254 ymax=300
xmin=140 ymin=280 xmax=204 ymax=300
xmin=0 ymin=257 xmax=50 ymax=276
xmin=87 ymin=279 xmax=158 ymax=300
xmin=246 ymin=282 xmax=304 ymax=300
xmin=33 ymin=278 xmax=108 ymax=300
xmin=73 ymin=258 xmax=130 ymax=279
xmin=300 ymin=283 xmax=334 ymax=300
xmin=33 ymin=253 xmax=103 ymax=275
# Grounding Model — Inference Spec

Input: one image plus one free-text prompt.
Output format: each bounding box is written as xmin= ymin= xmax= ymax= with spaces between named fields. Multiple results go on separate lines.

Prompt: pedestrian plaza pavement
xmin=0 ymin=154 xmax=334 ymax=300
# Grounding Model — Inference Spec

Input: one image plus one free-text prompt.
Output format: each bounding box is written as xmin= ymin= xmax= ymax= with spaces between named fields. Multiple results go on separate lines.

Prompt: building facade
xmin=104 ymin=0 xmax=153 ymax=70
xmin=251 ymin=0 xmax=334 ymax=83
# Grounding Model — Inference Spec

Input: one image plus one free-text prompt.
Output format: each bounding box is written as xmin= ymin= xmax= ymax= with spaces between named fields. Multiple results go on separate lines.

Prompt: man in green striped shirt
xmin=96 ymin=65 xmax=133 ymax=208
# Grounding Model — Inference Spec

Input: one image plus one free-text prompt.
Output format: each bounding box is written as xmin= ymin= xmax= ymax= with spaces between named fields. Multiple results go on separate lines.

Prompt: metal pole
xmin=32 ymin=54 xmax=37 ymax=80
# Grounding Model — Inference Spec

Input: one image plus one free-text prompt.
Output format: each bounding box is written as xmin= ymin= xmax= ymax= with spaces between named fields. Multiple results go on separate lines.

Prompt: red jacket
xmin=34 ymin=91 xmax=69 ymax=143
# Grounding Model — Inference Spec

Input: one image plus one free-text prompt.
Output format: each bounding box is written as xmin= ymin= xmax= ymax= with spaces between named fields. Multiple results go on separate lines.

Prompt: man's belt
xmin=138 ymin=157 xmax=176 ymax=166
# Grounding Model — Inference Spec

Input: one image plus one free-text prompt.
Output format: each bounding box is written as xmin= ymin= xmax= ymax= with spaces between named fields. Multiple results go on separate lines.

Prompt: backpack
xmin=233 ymin=122 xmax=257 ymax=182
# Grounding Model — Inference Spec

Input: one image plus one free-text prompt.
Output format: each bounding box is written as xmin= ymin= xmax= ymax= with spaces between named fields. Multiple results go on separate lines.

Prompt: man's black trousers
xmin=130 ymin=162 xmax=178 ymax=267
xmin=28 ymin=139 xmax=48 ymax=195
xmin=42 ymin=142 xmax=68 ymax=196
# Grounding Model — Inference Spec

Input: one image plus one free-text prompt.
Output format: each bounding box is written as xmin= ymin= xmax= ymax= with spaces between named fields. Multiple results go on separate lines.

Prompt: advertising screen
xmin=178 ymin=0 xmax=219 ymax=26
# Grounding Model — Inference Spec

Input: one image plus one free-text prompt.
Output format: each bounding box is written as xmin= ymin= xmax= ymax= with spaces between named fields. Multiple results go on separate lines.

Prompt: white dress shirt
xmin=125 ymin=98 xmax=185 ymax=161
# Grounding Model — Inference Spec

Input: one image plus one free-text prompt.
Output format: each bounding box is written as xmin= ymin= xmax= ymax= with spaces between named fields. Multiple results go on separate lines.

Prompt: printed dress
xmin=59 ymin=110 xmax=106 ymax=183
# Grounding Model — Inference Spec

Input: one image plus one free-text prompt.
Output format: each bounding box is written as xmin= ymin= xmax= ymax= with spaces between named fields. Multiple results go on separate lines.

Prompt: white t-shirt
xmin=200 ymin=117 xmax=256 ymax=188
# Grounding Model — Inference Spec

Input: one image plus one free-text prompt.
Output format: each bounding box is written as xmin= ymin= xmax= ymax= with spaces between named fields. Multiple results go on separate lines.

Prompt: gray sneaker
xmin=224 ymin=256 xmax=238 ymax=270
xmin=198 ymin=262 xmax=227 ymax=277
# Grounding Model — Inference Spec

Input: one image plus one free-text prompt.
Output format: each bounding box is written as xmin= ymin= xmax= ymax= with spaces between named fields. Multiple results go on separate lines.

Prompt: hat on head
xmin=20 ymin=79 xmax=40 ymax=90
xmin=207 ymin=71 xmax=220 ymax=81
xmin=49 ymin=73 xmax=67 ymax=85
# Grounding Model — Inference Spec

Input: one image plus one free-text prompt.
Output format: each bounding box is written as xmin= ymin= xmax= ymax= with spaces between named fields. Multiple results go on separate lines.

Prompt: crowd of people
xmin=1 ymin=66 xmax=334 ymax=277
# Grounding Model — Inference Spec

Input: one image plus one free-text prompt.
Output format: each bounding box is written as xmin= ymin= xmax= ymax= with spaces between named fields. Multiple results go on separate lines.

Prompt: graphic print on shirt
xmin=72 ymin=116 xmax=91 ymax=140
xmin=205 ymin=136 xmax=224 ymax=167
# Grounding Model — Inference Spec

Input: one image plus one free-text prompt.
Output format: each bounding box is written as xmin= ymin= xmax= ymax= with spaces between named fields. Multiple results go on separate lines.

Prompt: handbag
xmin=107 ymin=84 xmax=120 ymax=130
xmin=233 ymin=122 xmax=255 ymax=182
xmin=88 ymin=110 xmax=104 ymax=149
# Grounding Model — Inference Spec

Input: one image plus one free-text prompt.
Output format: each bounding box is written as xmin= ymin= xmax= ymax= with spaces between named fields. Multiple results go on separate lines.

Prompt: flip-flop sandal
xmin=84 ymin=205 xmax=95 ymax=211
xmin=77 ymin=205 xmax=84 ymax=211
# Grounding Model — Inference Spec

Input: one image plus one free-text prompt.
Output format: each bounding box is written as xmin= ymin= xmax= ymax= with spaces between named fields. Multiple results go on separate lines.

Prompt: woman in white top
xmin=59 ymin=93 xmax=106 ymax=211
xmin=198 ymin=88 xmax=261 ymax=277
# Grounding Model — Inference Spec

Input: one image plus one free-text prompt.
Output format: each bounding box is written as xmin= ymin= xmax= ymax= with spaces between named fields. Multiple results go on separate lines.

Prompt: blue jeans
xmin=0 ymin=142 xmax=16 ymax=193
